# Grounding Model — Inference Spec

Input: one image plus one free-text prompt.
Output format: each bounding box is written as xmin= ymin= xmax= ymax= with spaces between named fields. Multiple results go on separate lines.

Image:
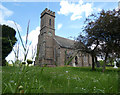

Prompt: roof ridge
xmin=55 ymin=35 xmax=75 ymax=42
xmin=54 ymin=35 xmax=75 ymax=49
xmin=53 ymin=37 xmax=62 ymax=47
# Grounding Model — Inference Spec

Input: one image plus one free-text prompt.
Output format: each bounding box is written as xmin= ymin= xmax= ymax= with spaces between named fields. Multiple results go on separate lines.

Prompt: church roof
xmin=54 ymin=36 xmax=75 ymax=49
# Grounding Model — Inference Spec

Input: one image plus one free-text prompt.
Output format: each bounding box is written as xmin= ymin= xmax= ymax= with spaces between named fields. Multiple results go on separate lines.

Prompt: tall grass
xmin=2 ymin=66 xmax=119 ymax=93
xmin=3 ymin=21 xmax=39 ymax=93
xmin=14 ymin=21 xmax=32 ymax=62
xmin=3 ymin=21 xmax=120 ymax=94
xmin=0 ymin=66 xmax=2 ymax=95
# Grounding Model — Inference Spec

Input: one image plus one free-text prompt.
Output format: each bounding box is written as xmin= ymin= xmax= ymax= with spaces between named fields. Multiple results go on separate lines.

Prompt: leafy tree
xmin=1 ymin=25 xmax=17 ymax=66
xmin=76 ymin=9 xmax=120 ymax=71
xmin=76 ymin=34 xmax=99 ymax=70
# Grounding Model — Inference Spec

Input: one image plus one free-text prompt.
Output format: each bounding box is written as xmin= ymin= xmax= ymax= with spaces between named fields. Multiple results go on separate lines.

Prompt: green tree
xmin=76 ymin=9 xmax=120 ymax=71
xmin=76 ymin=34 xmax=99 ymax=70
xmin=1 ymin=25 xmax=17 ymax=66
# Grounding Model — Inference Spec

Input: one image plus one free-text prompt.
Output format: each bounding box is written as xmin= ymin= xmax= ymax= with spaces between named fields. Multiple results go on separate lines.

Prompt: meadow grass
xmin=0 ymin=66 xmax=2 ymax=94
xmin=2 ymin=66 xmax=120 ymax=94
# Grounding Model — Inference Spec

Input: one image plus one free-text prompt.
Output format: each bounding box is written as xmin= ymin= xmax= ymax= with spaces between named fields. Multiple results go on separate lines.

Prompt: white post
xmin=113 ymin=61 xmax=118 ymax=68
xmin=72 ymin=63 xmax=76 ymax=67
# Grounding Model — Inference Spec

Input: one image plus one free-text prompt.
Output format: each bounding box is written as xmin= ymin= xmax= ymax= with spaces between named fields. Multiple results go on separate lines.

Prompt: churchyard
xmin=1 ymin=1 xmax=120 ymax=94
xmin=2 ymin=66 xmax=120 ymax=93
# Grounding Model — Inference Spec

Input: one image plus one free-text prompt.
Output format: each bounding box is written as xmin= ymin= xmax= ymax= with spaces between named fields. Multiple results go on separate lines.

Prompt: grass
xmin=2 ymin=66 xmax=120 ymax=94
xmin=0 ymin=67 xmax=2 ymax=94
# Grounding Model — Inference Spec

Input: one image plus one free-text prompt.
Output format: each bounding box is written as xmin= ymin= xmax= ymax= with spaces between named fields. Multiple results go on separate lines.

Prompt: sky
xmin=0 ymin=0 xmax=119 ymax=63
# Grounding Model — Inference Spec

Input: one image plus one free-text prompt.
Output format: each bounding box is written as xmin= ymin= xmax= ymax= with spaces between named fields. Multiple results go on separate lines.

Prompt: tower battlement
xmin=41 ymin=8 xmax=55 ymax=18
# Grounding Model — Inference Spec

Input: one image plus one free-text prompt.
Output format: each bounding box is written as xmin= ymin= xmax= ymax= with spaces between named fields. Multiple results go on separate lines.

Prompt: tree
xmin=76 ymin=9 xmax=120 ymax=71
xmin=76 ymin=34 xmax=99 ymax=70
xmin=1 ymin=25 xmax=17 ymax=66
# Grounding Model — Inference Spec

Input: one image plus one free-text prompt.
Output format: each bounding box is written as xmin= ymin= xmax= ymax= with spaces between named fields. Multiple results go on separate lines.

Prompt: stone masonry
xmin=35 ymin=8 xmax=92 ymax=67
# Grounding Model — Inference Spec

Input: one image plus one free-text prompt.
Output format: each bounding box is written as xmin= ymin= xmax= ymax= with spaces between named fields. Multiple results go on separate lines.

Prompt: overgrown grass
xmin=2 ymin=66 xmax=120 ymax=93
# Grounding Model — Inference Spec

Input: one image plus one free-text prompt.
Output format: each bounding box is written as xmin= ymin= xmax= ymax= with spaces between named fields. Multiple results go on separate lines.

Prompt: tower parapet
xmin=41 ymin=8 xmax=55 ymax=18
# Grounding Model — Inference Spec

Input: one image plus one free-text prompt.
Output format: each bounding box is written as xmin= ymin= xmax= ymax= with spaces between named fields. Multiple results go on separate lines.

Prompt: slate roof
xmin=54 ymin=36 xmax=75 ymax=49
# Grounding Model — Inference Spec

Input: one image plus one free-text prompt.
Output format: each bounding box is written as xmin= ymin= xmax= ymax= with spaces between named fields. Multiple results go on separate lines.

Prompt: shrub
xmin=27 ymin=59 xmax=33 ymax=65
xmin=1 ymin=25 xmax=17 ymax=66
xmin=99 ymin=60 xmax=104 ymax=67
xmin=22 ymin=62 xmax=26 ymax=65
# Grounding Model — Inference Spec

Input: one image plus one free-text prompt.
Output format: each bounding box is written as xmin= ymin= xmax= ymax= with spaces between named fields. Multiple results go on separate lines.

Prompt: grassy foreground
xmin=2 ymin=66 xmax=120 ymax=94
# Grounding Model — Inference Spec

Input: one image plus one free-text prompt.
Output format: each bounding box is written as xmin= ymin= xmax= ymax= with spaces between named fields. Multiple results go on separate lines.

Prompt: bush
xmin=22 ymin=62 xmax=26 ymax=65
xmin=27 ymin=59 xmax=33 ymax=65
xmin=2 ymin=25 xmax=17 ymax=66
xmin=116 ymin=62 xmax=120 ymax=67
xmin=99 ymin=60 xmax=104 ymax=67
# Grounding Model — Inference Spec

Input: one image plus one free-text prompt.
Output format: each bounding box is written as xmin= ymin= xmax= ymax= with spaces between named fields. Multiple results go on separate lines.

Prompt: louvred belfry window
xmin=49 ymin=19 xmax=51 ymax=26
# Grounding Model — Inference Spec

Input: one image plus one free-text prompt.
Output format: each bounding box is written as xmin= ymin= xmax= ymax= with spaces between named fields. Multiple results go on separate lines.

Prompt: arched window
xmin=49 ymin=19 xmax=51 ymax=26
xmin=84 ymin=55 xmax=87 ymax=62
xmin=75 ymin=56 xmax=78 ymax=65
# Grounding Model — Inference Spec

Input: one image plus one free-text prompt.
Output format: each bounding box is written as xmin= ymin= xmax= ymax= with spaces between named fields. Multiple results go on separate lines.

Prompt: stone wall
xmin=56 ymin=48 xmax=92 ymax=67
xmin=35 ymin=8 xmax=92 ymax=67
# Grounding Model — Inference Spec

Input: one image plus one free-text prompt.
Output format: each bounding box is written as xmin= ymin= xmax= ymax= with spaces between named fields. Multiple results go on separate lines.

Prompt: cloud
xmin=28 ymin=27 xmax=40 ymax=60
xmin=6 ymin=26 xmax=40 ymax=62
xmin=0 ymin=3 xmax=13 ymax=20
xmin=57 ymin=23 xmax=62 ymax=30
xmin=2 ymin=20 xmax=22 ymax=31
xmin=58 ymin=0 xmax=99 ymax=21
xmin=22 ymin=26 xmax=40 ymax=60
xmin=0 ymin=3 xmax=22 ymax=31
xmin=22 ymin=26 xmax=40 ymax=55
xmin=97 ymin=8 xmax=102 ymax=12
xmin=58 ymin=1 xmax=71 ymax=16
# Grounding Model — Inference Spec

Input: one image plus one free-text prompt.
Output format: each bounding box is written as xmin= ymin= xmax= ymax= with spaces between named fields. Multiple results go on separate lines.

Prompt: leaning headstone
xmin=113 ymin=61 xmax=118 ymax=69
xmin=96 ymin=61 xmax=100 ymax=67
xmin=72 ymin=63 xmax=76 ymax=67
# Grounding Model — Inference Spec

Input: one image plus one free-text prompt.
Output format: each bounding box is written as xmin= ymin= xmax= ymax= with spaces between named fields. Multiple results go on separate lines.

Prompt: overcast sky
xmin=0 ymin=0 xmax=119 ymax=63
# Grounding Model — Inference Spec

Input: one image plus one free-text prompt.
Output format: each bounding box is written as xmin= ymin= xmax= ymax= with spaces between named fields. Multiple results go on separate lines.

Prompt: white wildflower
xmin=67 ymin=76 xmax=70 ymax=80
xmin=66 ymin=71 xmax=68 ymax=73
xmin=10 ymin=80 xmax=14 ymax=83
xmin=14 ymin=83 xmax=16 ymax=85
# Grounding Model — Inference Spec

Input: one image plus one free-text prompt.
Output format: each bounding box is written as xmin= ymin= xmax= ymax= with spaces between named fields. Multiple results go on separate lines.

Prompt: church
xmin=35 ymin=8 xmax=92 ymax=67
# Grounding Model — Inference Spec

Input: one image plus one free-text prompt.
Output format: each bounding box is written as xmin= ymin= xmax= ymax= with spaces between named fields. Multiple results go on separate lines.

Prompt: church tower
xmin=36 ymin=8 xmax=55 ymax=66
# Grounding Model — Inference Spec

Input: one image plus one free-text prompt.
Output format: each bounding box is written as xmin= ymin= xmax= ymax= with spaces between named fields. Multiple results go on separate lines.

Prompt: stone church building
xmin=35 ymin=8 xmax=92 ymax=67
